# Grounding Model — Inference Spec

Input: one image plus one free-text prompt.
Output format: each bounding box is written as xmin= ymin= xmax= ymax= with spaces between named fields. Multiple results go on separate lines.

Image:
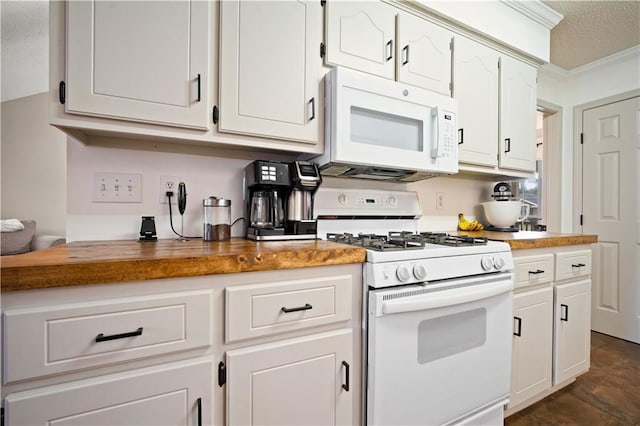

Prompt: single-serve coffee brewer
xmin=244 ymin=160 xmax=322 ymax=240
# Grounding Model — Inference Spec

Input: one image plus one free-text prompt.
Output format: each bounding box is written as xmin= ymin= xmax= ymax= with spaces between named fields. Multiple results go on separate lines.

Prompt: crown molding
xmin=500 ymin=0 xmax=564 ymax=29
xmin=569 ymin=45 xmax=640 ymax=76
xmin=538 ymin=63 xmax=570 ymax=80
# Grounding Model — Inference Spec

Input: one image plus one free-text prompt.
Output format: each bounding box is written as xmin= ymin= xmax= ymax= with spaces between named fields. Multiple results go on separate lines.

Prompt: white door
xmin=499 ymin=55 xmax=537 ymax=172
xmin=4 ymin=358 xmax=213 ymax=425
xmin=453 ymin=36 xmax=499 ymax=167
xmin=510 ymin=287 xmax=553 ymax=408
xmin=325 ymin=1 xmax=396 ymax=80
xmin=396 ymin=12 xmax=452 ymax=96
xmin=226 ymin=330 xmax=353 ymax=426
xmin=554 ymin=279 xmax=591 ymax=384
xmin=219 ymin=0 xmax=322 ymax=144
xmin=66 ymin=1 xmax=210 ymax=130
xmin=583 ymin=96 xmax=640 ymax=343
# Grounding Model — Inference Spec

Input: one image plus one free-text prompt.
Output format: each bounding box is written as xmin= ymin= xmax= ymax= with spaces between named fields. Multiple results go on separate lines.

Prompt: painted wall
xmin=538 ymin=46 xmax=640 ymax=231
xmin=1 ymin=92 xmax=67 ymax=235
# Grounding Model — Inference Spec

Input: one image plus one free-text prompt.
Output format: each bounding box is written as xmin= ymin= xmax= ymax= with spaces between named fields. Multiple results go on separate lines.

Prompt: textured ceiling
xmin=542 ymin=0 xmax=640 ymax=70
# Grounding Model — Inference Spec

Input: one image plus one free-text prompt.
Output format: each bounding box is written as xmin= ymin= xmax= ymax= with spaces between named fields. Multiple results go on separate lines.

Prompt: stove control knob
xmin=481 ymin=256 xmax=494 ymax=271
xmin=396 ymin=265 xmax=412 ymax=282
xmin=413 ymin=264 xmax=428 ymax=281
xmin=493 ymin=255 xmax=506 ymax=270
xmin=337 ymin=193 xmax=348 ymax=205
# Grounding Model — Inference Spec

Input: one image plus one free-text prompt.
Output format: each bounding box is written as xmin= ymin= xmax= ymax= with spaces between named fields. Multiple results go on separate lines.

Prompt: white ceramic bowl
xmin=481 ymin=201 xmax=529 ymax=228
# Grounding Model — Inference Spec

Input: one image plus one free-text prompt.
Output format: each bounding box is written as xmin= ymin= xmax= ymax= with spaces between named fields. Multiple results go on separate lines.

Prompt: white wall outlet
xmin=436 ymin=192 xmax=446 ymax=210
xmin=92 ymin=173 xmax=142 ymax=203
xmin=159 ymin=175 xmax=182 ymax=204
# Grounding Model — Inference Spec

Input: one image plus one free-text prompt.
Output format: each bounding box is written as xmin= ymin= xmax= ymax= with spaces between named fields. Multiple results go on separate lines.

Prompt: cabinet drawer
xmin=226 ymin=274 xmax=353 ymax=343
xmin=513 ymin=254 xmax=554 ymax=289
xmin=3 ymin=290 xmax=212 ymax=384
xmin=555 ymin=250 xmax=591 ymax=281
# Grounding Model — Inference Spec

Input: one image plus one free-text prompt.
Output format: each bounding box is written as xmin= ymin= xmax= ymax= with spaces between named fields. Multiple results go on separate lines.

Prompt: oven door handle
xmin=381 ymin=279 xmax=512 ymax=315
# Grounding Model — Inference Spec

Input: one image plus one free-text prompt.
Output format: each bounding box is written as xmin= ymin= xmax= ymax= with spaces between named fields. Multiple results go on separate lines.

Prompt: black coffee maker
xmin=244 ymin=160 xmax=321 ymax=240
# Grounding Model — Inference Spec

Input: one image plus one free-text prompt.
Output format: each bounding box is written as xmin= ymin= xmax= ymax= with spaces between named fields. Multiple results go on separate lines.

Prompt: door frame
xmin=537 ymin=100 xmax=562 ymax=232
xmin=572 ymin=89 xmax=640 ymax=233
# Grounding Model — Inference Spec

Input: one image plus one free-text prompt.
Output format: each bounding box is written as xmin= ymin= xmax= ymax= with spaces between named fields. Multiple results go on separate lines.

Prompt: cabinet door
xmin=219 ymin=0 xmax=322 ymax=144
xmin=227 ymin=330 xmax=353 ymax=425
xmin=396 ymin=12 xmax=452 ymax=96
xmin=499 ymin=56 xmax=537 ymax=171
xmin=325 ymin=1 xmax=396 ymax=80
xmin=4 ymin=358 xmax=213 ymax=425
xmin=510 ymin=287 xmax=553 ymax=408
xmin=554 ymin=279 xmax=591 ymax=384
xmin=66 ymin=1 xmax=210 ymax=130
xmin=453 ymin=37 xmax=499 ymax=167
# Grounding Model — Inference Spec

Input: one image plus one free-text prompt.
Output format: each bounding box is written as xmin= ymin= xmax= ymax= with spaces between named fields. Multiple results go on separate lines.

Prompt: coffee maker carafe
xmin=244 ymin=161 xmax=289 ymax=240
xmin=244 ymin=160 xmax=322 ymax=241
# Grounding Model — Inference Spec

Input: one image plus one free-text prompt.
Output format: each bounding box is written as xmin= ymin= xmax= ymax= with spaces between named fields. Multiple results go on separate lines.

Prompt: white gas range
xmin=316 ymin=187 xmax=514 ymax=426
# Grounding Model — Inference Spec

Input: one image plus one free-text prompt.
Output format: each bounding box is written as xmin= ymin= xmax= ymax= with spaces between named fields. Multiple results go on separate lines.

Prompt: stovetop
xmin=327 ymin=232 xmax=488 ymax=251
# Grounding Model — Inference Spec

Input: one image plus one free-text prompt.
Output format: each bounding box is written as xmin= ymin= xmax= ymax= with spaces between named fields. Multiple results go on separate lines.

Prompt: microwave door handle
xmin=431 ymin=106 xmax=442 ymax=159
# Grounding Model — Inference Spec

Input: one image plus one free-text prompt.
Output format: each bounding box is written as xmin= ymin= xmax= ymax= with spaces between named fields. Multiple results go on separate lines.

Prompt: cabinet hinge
xmin=320 ymin=42 xmax=326 ymax=58
xmin=59 ymin=81 xmax=66 ymax=104
xmin=580 ymin=133 xmax=584 ymax=144
xmin=212 ymin=106 xmax=219 ymax=124
xmin=321 ymin=0 xmax=326 ymax=6
xmin=218 ymin=361 xmax=226 ymax=387
xmin=449 ymin=39 xmax=453 ymax=50
xmin=580 ymin=214 xmax=584 ymax=226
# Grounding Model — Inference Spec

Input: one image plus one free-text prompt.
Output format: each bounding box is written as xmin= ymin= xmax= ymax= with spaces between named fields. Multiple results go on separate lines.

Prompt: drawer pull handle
xmin=561 ymin=304 xmax=569 ymax=321
xmin=572 ymin=263 xmax=586 ymax=268
xmin=342 ymin=360 xmax=350 ymax=392
xmin=281 ymin=303 xmax=312 ymax=313
xmin=528 ymin=269 xmax=545 ymax=275
xmin=95 ymin=327 xmax=143 ymax=343
xmin=514 ymin=316 xmax=522 ymax=336
xmin=196 ymin=73 xmax=201 ymax=102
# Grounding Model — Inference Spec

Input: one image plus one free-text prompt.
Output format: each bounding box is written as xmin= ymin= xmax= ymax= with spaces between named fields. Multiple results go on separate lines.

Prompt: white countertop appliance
xmin=314 ymin=67 xmax=458 ymax=182
xmin=316 ymin=187 xmax=514 ymax=426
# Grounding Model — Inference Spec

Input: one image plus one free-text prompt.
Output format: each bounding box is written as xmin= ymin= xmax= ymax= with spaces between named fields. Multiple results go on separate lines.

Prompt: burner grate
xmin=327 ymin=231 xmax=488 ymax=250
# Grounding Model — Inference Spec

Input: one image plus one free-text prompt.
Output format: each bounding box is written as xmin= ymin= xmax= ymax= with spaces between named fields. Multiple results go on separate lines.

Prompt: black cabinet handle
xmin=402 ymin=45 xmax=409 ymax=65
xmin=281 ymin=303 xmax=312 ymax=313
xmin=458 ymin=128 xmax=464 ymax=145
xmin=196 ymin=397 xmax=202 ymax=426
xmin=505 ymin=138 xmax=511 ymax=153
xmin=528 ymin=269 xmax=545 ymax=275
xmin=309 ymin=98 xmax=315 ymax=121
xmin=572 ymin=263 xmax=586 ymax=268
xmin=561 ymin=304 xmax=569 ymax=321
xmin=514 ymin=316 xmax=522 ymax=336
xmin=342 ymin=361 xmax=350 ymax=391
xmin=196 ymin=74 xmax=201 ymax=102
xmin=95 ymin=327 xmax=143 ymax=343
xmin=386 ymin=40 xmax=393 ymax=61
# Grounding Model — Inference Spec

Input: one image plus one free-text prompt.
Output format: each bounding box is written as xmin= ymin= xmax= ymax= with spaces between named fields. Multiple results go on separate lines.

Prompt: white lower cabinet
xmin=4 ymin=358 xmax=213 ymax=426
xmin=508 ymin=245 xmax=593 ymax=415
xmin=554 ymin=279 xmax=591 ymax=384
xmin=510 ymin=286 xmax=553 ymax=408
xmin=226 ymin=330 xmax=353 ymax=425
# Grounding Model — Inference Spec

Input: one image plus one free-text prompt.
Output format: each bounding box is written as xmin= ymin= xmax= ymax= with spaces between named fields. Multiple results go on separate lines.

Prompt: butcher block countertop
xmin=0 ymin=238 xmax=367 ymax=292
xmin=453 ymin=231 xmax=598 ymax=250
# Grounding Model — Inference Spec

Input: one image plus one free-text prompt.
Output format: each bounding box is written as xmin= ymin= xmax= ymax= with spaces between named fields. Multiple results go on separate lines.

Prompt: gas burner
xmin=418 ymin=232 xmax=488 ymax=247
xmin=327 ymin=231 xmax=487 ymax=251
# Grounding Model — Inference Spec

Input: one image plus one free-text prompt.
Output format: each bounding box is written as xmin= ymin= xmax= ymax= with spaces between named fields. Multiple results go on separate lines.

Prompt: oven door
xmin=366 ymin=273 xmax=513 ymax=425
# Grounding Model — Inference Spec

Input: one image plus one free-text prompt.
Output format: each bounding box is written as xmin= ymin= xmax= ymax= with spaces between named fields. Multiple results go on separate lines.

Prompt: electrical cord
xmin=166 ymin=191 xmax=202 ymax=239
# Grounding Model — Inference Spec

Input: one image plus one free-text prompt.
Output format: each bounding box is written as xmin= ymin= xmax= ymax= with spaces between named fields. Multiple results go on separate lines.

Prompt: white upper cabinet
xmin=499 ymin=55 xmax=537 ymax=172
xmin=219 ymin=0 xmax=323 ymax=144
xmin=396 ymin=12 xmax=452 ymax=96
xmin=66 ymin=1 xmax=210 ymax=130
xmin=325 ymin=1 xmax=397 ymax=80
xmin=453 ymin=36 xmax=500 ymax=167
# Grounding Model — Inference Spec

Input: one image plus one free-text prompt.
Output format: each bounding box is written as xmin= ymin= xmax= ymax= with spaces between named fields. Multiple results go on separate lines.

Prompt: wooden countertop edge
xmin=1 ymin=246 xmax=367 ymax=292
xmin=452 ymin=231 xmax=598 ymax=250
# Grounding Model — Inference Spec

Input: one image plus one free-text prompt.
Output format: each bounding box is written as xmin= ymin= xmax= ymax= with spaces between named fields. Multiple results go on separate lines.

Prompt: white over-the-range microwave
xmin=313 ymin=67 xmax=458 ymax=182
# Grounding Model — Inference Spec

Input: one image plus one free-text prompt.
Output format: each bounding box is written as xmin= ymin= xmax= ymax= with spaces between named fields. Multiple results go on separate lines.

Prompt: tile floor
xmin=505 ymin=331 xmax=640 ymax=425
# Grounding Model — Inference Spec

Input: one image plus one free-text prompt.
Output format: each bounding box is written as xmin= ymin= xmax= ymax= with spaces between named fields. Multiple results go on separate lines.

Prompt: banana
xmin=458 ymin=213 xmax=484 ymax=232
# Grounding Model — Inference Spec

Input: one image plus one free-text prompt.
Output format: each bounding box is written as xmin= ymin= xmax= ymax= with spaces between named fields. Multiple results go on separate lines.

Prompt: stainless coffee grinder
xmin=244 ymin=160 xmax=321 ymax=240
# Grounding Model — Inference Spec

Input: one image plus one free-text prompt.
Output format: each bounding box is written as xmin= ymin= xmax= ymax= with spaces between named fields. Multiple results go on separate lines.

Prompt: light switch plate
xmin=92 ymin=173 xmax=142 ymax=203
